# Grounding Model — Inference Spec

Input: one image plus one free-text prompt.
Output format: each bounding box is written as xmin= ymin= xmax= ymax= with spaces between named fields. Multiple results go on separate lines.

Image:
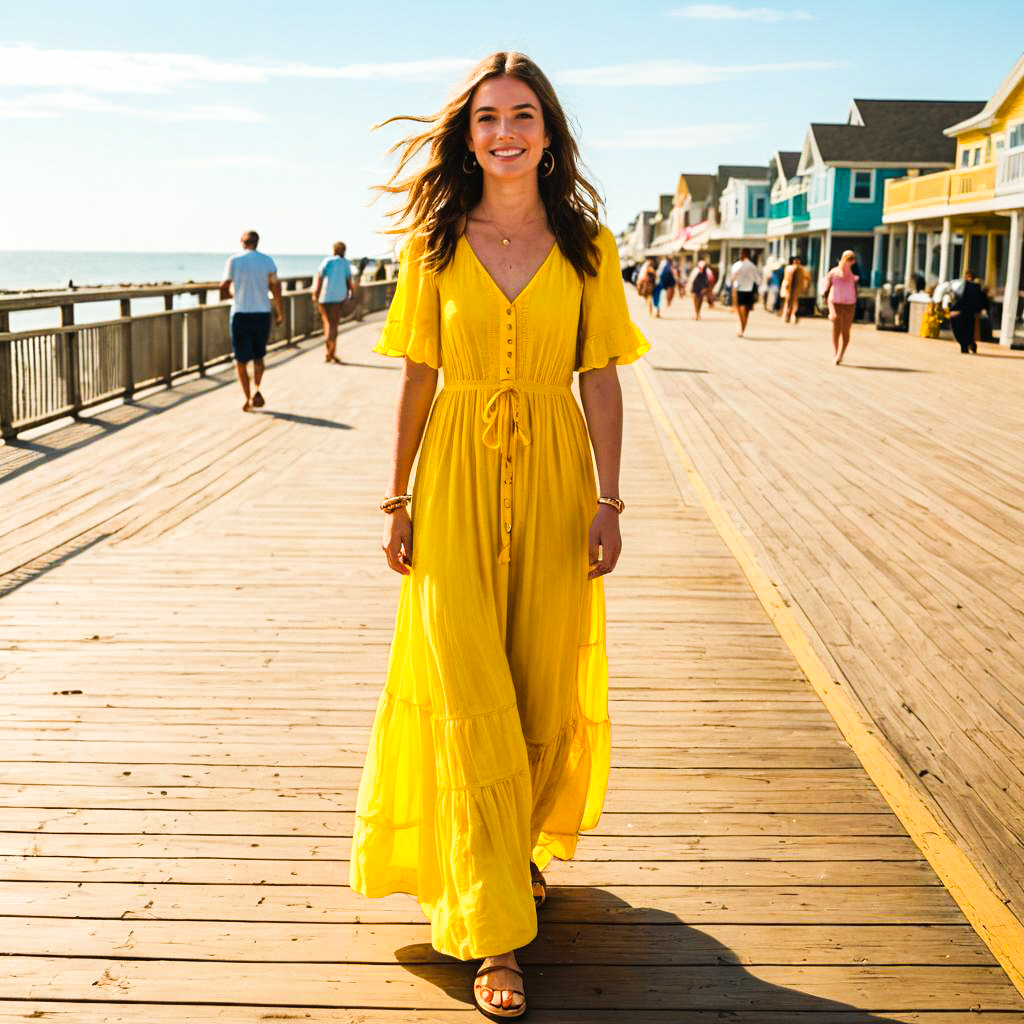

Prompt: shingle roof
xmin=811 ymin=99 xmax=985 ymax=164
xmin=716 ymin=164 xmax=769 ymax=193
xmin=681 ymin=173 xmax=716 ymax=201
xmin=778 ymin=151 xmax=801 ymax=179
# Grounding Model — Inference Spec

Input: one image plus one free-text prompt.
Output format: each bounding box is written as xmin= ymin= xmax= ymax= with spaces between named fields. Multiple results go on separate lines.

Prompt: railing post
xmin=120 ymin=299 xmax=134 ymax=400
xmin=164 ymin=293 xmax=174 ymax=385
xmin=196 ymin=291 xmax=207 ymax=375
xmin=61 ymin=303 xmax=81 ymax=417
xmin=0 ymin=313 xmax=14 ymax=438
xmin=286 ymin=280 xmax=295 ymax=344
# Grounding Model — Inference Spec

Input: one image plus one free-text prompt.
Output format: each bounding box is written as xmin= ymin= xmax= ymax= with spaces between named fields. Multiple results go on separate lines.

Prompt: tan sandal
xmin=530 ymin=861 xmax=546 ymax=909
xmin=474 ymin=963 xmax=526 ymax=1021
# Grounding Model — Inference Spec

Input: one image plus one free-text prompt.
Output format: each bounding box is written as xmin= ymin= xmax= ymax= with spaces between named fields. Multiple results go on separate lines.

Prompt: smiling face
xmin=467 ymin=75 xmax=550 ymax=182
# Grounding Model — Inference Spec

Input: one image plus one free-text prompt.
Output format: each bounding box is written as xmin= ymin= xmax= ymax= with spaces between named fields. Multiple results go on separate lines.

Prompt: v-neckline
xmin=461 ymin=234 xmax=558 ymax=306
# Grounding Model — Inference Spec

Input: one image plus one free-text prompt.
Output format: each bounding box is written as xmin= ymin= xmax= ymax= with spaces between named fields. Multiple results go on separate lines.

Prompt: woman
xmin=351 ymin=52 xmax=648 ymax=1020
xmin=689 ymin=259 xmax=709 ymax=319
xmin=656 ymin=257 xmax=676 ymax=312
xmin=312 ymin=241 xmax=357 ymax=364
xmin=637 ymin=257 xmax=656 ymax=315
xmin=825 ymin=249 xmax=859 ymax=364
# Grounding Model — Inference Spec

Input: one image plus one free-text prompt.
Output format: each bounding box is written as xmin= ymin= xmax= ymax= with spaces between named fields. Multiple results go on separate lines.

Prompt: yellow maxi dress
xmin=350 ymin=224 xmax=649 ymax=960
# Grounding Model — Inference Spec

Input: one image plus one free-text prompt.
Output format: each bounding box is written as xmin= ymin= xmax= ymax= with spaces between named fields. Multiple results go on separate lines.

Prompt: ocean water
xmin=0 ymin=250 xmax=331 ymax=292
xmin=0 ymin=250 xmax=337 ymax=331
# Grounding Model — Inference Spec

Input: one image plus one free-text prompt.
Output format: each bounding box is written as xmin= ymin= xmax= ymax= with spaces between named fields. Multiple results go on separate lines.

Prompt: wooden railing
xmin=885 ymin=163 xmax=998 ymax=214
xmin=0 ymin=277 xmax=396 ymax=439
xmin=996 ymin=144 xmax=1024 ymax=197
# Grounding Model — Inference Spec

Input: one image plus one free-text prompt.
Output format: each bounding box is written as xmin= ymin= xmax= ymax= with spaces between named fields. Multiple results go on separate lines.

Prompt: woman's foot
xmin=252 ymin=391 xmax=265 ymax=408
xmin=474 ymin=952 xmax=526 ymax=1019
xmin=530 ymin=861 xmax=547 ymax=908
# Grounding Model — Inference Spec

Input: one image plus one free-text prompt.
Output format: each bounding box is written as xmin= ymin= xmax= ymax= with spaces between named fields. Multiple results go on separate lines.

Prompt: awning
xmin=680 ymin=221 xmax=713 ymax=252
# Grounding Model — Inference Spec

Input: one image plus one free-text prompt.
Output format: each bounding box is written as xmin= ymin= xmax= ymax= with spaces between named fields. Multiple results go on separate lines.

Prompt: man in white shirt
xmin=219 ymin=230 xmax=284 ymax=412
xmin=729 ymin=247 xmax=762 ymax=337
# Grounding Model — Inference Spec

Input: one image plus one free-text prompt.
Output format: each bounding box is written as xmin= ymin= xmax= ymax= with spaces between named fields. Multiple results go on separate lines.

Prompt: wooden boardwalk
xmin=0 ymin=310 xmax=1022 ymax=1021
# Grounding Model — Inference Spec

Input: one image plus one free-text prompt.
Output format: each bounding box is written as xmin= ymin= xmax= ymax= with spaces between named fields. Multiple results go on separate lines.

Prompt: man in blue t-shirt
xmin=313 ymin=241 xmax=358 ymax=365
xmin=219 ymin=230 xmax=284 ymax=412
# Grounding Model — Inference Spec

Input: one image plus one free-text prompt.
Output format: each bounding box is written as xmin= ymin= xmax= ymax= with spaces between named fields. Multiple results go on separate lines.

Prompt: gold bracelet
xmin=380 ymin=494 xmax=412 ymax=513
xmin=598 ymin=496 xmax=625 ymax=514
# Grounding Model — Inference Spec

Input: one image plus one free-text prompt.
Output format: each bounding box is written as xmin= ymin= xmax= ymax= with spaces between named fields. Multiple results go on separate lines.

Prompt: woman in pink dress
xmin=824 ymin=249 xmax=859 ymax=365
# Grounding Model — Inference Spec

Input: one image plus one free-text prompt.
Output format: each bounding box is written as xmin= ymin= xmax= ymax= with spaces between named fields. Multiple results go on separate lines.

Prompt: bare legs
xmin=733 ymin=289 xmax=751 ymax=336
xmin=236 ymin=359 xmax=265 ymax=411
xmin=831 ymin=305 xmax=854 ymax=364
xmin=320 ymin=303 xmax=343 ymax=363
xmin=236 ymin=361 xmax=252 ymax=411
xmin=692 ymin=291 xmax=704 ymax=320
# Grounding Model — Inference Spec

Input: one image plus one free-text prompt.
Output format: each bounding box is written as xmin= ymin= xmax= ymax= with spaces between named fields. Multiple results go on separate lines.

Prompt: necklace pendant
xmin=501 ymin=238 xmax=511 ymax=247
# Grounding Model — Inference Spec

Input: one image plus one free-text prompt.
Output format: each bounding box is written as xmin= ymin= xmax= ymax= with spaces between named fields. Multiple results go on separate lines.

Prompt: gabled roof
xmin=944 ymin=53 xmax=1024 ymax=135
xmin=778 ymin=151 xmax=801 ymax=179
xmin=678 ymin=172 xmax=716 ymax=202
xmin=804 ymin=99 xmax=984 ymax=168
xmin=716 ymin=164 xmax=769 ymax=194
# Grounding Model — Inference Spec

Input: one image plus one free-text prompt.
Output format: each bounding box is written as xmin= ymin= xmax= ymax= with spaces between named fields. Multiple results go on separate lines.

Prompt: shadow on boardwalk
xmin=396 ymin=889 xmax=894 ymax=1020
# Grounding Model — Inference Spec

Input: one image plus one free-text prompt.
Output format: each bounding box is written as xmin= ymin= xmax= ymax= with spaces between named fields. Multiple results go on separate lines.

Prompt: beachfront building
xmin=617 ymin=210 xmax=657 ymax=266
xmin=769 ymin=99 xmax=983 ymax=290
xmin=882 ymin=55 xmax=1024 ymax=346
xmin=644 ymin=173 xmax=717 ymax=260
xmin=710 ymin=165 xmax=771 ymax=284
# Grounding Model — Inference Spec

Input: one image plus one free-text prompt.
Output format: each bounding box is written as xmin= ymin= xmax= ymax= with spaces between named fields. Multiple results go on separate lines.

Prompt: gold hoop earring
xmin=462 ymin=151 xmax=478 ymax=174
xmin=539 ymin=149 xmax=555 ymax=178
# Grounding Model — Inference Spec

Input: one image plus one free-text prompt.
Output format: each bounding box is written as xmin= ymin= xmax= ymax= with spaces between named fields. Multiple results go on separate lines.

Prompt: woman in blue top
xmin=313 ymin=241 xmax=357 ymax=364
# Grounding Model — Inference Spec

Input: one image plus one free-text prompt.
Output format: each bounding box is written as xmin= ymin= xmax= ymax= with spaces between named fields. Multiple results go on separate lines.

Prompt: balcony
xmin=885 ymin=163 xmax=997 ymax=216
xmin=996 ymin=144 xmax=1024 ymax=201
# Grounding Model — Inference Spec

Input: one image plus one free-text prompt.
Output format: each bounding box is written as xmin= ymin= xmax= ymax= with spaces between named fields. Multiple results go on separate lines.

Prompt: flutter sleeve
xmin=373 ymin=234 xmax=441 ymax=369
xmin=577 ymin=226 xmax=651 ymax=373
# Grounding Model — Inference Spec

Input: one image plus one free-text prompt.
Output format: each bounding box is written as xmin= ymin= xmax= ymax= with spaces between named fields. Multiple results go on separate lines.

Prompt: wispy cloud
xmin=0 ymin=90 xmax=267 ymax=121
xmin=558 ymin=58 xmax=845 ymax=86
xmin=0 ymin=45 xmax=474 ymax=95
xmin=668 ymin=4 xmax=814 ymax=20
xmin=590 ymin=122 xmax=763 ymax=150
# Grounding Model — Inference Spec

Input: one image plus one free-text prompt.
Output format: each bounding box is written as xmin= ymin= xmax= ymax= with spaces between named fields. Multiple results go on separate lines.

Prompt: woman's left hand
xmin=588 ymin=505 xmax=622 ymax=579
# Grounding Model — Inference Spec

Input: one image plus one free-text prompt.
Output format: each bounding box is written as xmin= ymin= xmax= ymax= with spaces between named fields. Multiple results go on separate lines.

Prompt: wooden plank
xmin=0 ymin=918 xmax=994 ymax=966
xmin=0 ymin=958 xmax=1016 ymax=1010
xmin=0 ymin=882 xmax=970 ymax=924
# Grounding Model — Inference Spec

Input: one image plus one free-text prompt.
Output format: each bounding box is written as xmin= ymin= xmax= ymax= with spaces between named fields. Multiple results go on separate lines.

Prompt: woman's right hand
xmin=382 ymin=507 xmax=413 ymax=575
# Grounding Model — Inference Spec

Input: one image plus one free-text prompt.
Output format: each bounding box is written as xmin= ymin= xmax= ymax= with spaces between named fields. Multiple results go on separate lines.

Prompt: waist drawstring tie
xmin=482 ymin=382 xmax=531 ymax=564
xmin=443 ymin=380 xmax=570 ymax=565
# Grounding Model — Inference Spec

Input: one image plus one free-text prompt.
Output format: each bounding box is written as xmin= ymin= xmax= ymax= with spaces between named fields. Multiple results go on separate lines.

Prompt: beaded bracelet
xmin=380 ymin=494 xmax=412 ymax=513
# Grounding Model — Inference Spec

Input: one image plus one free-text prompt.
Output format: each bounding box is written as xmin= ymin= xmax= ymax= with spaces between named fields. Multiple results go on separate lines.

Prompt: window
xmin=850 ymin=169 xmax=874 ymax=202
xmin=752 ymin=195 xmax=767 ymax=218
xmin=961 ymin=148 xmax=970 ymax=167
xmin=1010 ymin=123 xmax=1024 ymax=149
xmin=973 ymin=147 xmax=983 ymax=167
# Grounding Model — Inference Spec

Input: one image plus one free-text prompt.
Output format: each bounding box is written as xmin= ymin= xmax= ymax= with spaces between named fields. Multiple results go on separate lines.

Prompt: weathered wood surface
xmin=0 ymin=314 xmax=1021 ymax=1019
xmin=631 ymin=295 xmax=1024 ymax=943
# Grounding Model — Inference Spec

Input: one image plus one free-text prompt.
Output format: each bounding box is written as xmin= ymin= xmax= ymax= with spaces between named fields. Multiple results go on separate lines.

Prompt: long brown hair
xmin=376 ymin=52 xmax=603 ymax=277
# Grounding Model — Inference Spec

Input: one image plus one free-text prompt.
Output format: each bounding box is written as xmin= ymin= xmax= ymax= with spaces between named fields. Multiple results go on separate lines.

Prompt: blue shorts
xmin=230 ymin=312 xmax=271 ymax=363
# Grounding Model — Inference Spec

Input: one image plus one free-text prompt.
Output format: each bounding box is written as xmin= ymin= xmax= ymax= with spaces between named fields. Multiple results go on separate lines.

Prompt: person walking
xmin=824 ymin=249 xmax=859 ymax=365
xmin=656 ymin=256 xmax=677 ymax=311
xmin=949 ymin=270 xmax=984 ymax=354
xmin=313 ymin=241 xmax=358 ymax=364
xmin=729 ymin=247 xmax=761 ymax=337
xmin=637 ymin=258 xmax=657 ymax=316
xmin=688 ymin=258 xmax=710 ymax=319
xmin=350 ymin=51 xmax=648 ymax=1021
xmin=220 ymin=230 xmax=283 ymax=412
xmin=781 ymin=254 xmax=809 ymax=324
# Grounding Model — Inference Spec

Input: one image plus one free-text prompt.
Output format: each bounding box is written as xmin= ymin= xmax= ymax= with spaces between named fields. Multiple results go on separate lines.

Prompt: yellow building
xmin=882 ymin=54 xmax=1024 ymax=346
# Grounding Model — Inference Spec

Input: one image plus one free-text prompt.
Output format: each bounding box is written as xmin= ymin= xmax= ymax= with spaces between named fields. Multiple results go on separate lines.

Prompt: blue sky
xmin=2 ymin=0 xmax=1022 ymax=257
